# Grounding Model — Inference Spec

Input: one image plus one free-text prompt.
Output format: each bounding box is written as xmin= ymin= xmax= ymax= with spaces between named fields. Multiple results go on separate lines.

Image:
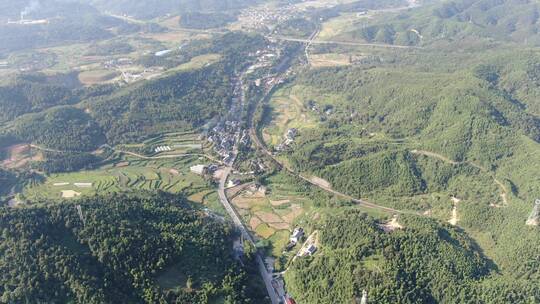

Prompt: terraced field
xmin=143 ymin=131 xmax=210 ymax=155
xmin=23 ymin=154 xmax=214 ymax=201
xmin=231 ymin=176 xmax=313 ymax=257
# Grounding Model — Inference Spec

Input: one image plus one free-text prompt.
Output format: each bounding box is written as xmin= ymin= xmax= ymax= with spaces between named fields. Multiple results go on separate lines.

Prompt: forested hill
xmin=0 ymin=192 xmax=266 ymax=303
xmin=285 ymin=211 xmax=539 ymax=303
xmin=0 ymin=1 xmax=161 ymax=55
xmin=0 ymin=32 xmax=267 ymax=151
xmin=85 ymin=63 xmax=232 ymax=144
xmin=0 ymin=74 xmax=81 ymax=124
xmin=88 ymin=0 xmax=261 ymax=19
xmin=345 ymin=0 xmax=540 ymax=46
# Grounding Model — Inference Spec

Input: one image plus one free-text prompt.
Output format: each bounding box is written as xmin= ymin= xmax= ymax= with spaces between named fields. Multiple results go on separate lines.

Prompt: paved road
xmin=217 ymin=167 xmax=281 ymax=304
xmin=248 ymin=86 xmax=415 ymax=216
xmin=215 ymin=71 xmax=282 ymax=304
xmin=271 ymin=35 xmax=422 ymax=49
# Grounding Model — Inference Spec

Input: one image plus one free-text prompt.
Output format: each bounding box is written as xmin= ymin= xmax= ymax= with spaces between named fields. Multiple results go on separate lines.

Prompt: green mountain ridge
xmin=0 ymin=192 xmax=267 ymax=303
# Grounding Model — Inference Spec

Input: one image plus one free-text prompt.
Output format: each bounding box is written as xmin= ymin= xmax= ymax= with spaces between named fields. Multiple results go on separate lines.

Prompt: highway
xmin=270 ymin=35 xmax=422 ymax=49
xmin=217 ymin=166 xmax=281 ymax=304
xmin=215 ymin=70 xmax=282 ymax=304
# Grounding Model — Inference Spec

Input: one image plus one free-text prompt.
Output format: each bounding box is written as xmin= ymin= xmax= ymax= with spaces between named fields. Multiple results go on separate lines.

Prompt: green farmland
xmin=22 ymin=154 xmax=215 ymax=202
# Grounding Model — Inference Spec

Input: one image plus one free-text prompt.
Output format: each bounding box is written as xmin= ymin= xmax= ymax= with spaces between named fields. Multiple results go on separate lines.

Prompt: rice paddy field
xmin=231 ymin=175 xmax=312 ymax=257
xmin=22 ymin=154 xmax=217 ymax=202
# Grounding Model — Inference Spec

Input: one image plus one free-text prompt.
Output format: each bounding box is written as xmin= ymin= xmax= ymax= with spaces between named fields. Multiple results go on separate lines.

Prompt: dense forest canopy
xmin=88 ymin=0 xmax=261 ymax=19
xmin=0 ymin=75 xmax=79 ymax=123
xmin=0 ymin=192 xmax=267 ymax=303
xmin=338 ymin=0 xmax=540 ymax=46
xmin=284 ymin=211 xmax=539 ymax=303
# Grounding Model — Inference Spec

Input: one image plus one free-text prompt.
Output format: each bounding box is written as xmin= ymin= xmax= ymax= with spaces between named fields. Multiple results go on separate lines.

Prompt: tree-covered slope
xmin=284 ymin=211 xmax=539 ymax=303
xmin=0 ymin=192 xmax=266 ymax=303
xmin=269 ymin=46 xmax=540 ymax=295
xmin=85 ymin=64 xmax=232 ymax=144
xmin=0 ymin=75 xmax=80 ymax=124
xmin=0 ymin=32 xmax=267 ymax=152
xmin=88 ymin=0 xmax=261 ymax=19
xmin=342 ymin=0 xmax=540 ymax=46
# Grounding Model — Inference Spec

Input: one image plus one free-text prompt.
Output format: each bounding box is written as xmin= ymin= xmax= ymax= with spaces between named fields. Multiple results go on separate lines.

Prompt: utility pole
xmin=76 ymin=205 xmax=86 ymax=226
xmin=526 ymin=199 xmax=540 ymax=226
xmin=360 ymin=290 xmax=368 ymax=304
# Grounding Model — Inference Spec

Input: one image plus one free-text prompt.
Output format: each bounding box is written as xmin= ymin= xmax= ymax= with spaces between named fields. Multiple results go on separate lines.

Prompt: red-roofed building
xmin=285 ymin=297 xmax=296 ymax=304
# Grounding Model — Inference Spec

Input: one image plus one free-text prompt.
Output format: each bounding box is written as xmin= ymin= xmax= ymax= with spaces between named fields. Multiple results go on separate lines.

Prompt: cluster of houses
xmin=276 ymin=128 xmax=298 ymax=152
xmin=284 ymin=227 xmax=317 ymax=256
xmin=307 ymin=100 xmax=334 ymax=116
xmin=240 ymin=130 xmax=250 ymax=147
xmin=285 ymin=227 xmax=304 ymax=250
xmin=154 ymin=145 xmax=172 ymax=153
xmin=208 ymin=121 xmax=241 ymax=164
xmin=238 ymin=5 xmax=302 ymax=31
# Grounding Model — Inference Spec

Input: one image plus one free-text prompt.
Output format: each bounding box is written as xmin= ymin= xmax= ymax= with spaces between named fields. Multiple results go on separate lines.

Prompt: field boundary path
xmin=410 ymin=149 xmax=509 ymax=206
xmin=99 ymin=144 xmax=223 ymax=163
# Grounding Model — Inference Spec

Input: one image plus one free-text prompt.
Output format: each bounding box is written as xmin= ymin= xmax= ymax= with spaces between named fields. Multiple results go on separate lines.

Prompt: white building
xmin=190 ymin=165 xmax=207 ymax=175
xmin=290 ymin=227 xmax=304 ymax=243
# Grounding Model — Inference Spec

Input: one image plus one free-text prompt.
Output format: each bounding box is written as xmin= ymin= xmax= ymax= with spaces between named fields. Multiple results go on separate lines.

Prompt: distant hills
xmin=342 ymin=0 xmax=540 ymax=46
xmin=88 ymin=0 xmax=261 ymax=19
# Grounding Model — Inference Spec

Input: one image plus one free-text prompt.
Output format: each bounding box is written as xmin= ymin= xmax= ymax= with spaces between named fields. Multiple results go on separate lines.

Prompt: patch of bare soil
xmin=232 ymin=197 xmax=250 ymax=209
xmin=2 ymin=144 xmax=40 ymax=169
xmin=250 ymin=216 xmax=262 ymax=230
xmin=379 ymin=215 xmax=403 ymax=232
xmin=310 ymin=176 xmax=331 ymax=189
xmin=448 ymin=197 xmax=460 ymax=226
xmin=213 ymin=168 xmax=225 ymax=180
xmin=282 ymin=204 xmax=304 ymax=224
xmin=254 ymin=211 xmax=283 ymax=223
xmin=61 ymin=190 xmax=81 ymax=198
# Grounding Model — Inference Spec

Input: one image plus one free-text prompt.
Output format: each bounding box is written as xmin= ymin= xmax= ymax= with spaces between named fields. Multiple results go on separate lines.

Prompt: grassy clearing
xmin=310 ymin=53 xmax=352 ymax=67
xmin=269 ymin=230 xmax=290 ymax=257
xmin=168 ymin=54 xmax=222 ymax=73
xmin=78 ymin=69 xmax=119 ymax=85
xmin=262 ymin=85 xmax=318 ymax=147
xmin=255 ymin=223 xmax=275 ymax=239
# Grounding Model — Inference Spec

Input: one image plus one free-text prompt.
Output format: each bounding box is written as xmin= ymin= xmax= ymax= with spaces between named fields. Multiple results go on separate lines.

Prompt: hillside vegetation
xmin=336 ymin=0 xmax=540 ymax=46
xmin=89 ymin=0 xmax=261 ymax=19
xmin=268 ymin=43 xmax=540 ymax=301
xmin=0 ymin=32 xmax=267 ymax=152
xmin=285 ymin=211 xmax=539 ymax=303
xmin=0 ymin=192 xmax=267 ymax=303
